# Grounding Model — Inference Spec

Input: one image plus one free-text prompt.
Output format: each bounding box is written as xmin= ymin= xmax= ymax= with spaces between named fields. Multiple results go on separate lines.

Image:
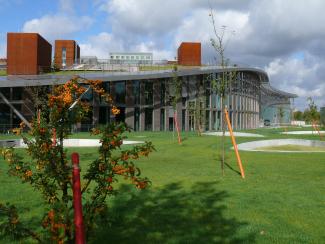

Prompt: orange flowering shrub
xmin=0 ymin=78 xmax=154 ymax=243
xmin=111 ymin=106 xmax=120 ymax=115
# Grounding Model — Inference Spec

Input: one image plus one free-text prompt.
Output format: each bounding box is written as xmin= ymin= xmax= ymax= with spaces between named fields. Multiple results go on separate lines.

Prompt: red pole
xmin=37 ymin=109 xmax=41 ymax=126
xmin=52 ymin=128 xmax=56 ymax=147
xmin=174 ymin=111 xmax=182 ymax=144
xmin=71 ymin=153 xmax=85 ymax=244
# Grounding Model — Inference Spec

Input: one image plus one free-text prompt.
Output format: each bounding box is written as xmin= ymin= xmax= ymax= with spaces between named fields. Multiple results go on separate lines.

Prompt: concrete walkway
xmin=236 ymin=139 xmax=325 ymax=153
xmin=203 ymin=132 xmax=264 ymax=137
xmin=281 ymin=131 xmax=325 ymax=135
xmin=0 ymin=139 xmax=144 ymax=148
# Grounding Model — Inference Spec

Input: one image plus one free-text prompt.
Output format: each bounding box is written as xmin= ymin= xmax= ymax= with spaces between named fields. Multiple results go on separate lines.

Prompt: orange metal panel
xmin=177 ymin=42 xmax=201 ymax=66
xmin=54 ymin=40 xmax=80 ymax=68
xmin=7 ymin=33 xmax=51 ymax=75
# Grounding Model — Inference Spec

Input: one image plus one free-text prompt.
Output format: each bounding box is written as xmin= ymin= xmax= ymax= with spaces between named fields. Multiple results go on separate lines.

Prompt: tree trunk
xmin=221 ymin=98 xmax=225 ymax=176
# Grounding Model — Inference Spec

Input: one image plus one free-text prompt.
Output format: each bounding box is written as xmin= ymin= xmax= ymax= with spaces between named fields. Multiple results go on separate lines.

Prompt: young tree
xmin=209 ymin=8 xmax=237 ymax=175
xmin=169 ymin=65 xmax=182 ymax=143
xmin=278 ymin=106 xmax=285 ymax=125
xmin=293 ymin=110 xmax=303 ymax=121
xmin=304 ymin=97 xmax=320 ymax=124
xmin=308 ymin=97 xmax=319 ymax=123
xmin=0 ymin=78 xmax=154 ymax=243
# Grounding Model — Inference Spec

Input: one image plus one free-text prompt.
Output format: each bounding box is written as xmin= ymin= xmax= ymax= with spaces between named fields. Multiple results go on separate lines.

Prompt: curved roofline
xmin=0 ymin=66 xmax=269 ymax=87
xmin=261 ymin=82 xmax=297 ymax=98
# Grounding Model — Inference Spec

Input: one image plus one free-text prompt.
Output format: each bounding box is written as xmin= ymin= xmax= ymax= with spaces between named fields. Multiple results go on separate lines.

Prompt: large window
xmin=160 ymin=109 xmax=165 ymax=131
xmin=0 ymin=104 xmax=10 ymax=124
xmin=182 ymin=109 xmax=186 ymax=131
xmin=205 ymin=110 xmax=210 ymax=130
xmin=115 ymin=82 xmax=125 ymax=104
xmin=160 ymin=81 xmax=165 ymax=106
xmin=134 ymin=107 xmax=140 ymax=131
xmin=144 ymin=81 xmax=153 ymax=105
xmin=99 ymin=107 xmax=109 ymax=124
xmin=133 ymin=80 xmax=140 ymax=105
xmin=62 ymin=47 xmax=66 ymax=67
xmin=145 ymin=108 xmax=153 ymax=131
xmin=205 ymin=79 xmax=210 ymax=108
xmin=12 ymin=87 xmax=22 ymax=100
xmin=0 ymin=88 xmax=10 ymax=98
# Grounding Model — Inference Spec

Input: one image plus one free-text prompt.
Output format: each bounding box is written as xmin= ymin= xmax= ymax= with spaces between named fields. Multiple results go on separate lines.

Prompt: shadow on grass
xmin=91 ymin=182 xmax=255 ymax=243
xmin=225 ymin=162 xmax=241 ymax=176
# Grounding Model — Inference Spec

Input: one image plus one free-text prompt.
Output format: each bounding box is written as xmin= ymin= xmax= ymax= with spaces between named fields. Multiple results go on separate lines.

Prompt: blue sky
xmin=1 ymin=0 xmax=325 ymax=110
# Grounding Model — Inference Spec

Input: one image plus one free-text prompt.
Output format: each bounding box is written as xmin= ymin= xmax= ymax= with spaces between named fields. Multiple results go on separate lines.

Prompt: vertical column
xmin=153 ymin=81 xmax=161 ymax=131
xmin=233 ymin=95 xmax=237 ymax=130
xmin=139 ymin=81 xmax=145 ymax=131
xmin=125 ymin=80 xmax=134 ymax=129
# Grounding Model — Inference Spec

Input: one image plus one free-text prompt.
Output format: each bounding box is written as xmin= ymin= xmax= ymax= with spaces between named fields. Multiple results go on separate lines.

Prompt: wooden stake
xmin=174 ymin=111 xmax=182 ymax=144
xmin=312 ymin=122 xmax=323 ymax=140
xmin=224 ymin=108 xmax=245 ymax=179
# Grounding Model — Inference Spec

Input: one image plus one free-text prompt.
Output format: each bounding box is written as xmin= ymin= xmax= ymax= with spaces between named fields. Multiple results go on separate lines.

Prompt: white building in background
xmin=109 ymin=52 xmax=153 ymax=65
xmin=80 ymin=56 xmax=98 ymax=65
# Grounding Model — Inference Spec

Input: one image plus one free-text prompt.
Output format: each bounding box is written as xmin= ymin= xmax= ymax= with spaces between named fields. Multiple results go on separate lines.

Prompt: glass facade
xmin=12 ymin=87 xmax=22 ymax=100
xmin=144 ymin=81 xmax=153 ymax=105
xmin=160 ymin=109 xmax=165 ymax=131
xmin=133 ymin=80 xmax=140 ymax=105
xmin=62 ymin=48 xmax=66 ymax=67
xmin=0 ymin=103 xmax=10 ymax=124
xmin=134 ymin=107 xmax=140 ymax=131
xmin=99 ymin=107 xmax=109 ymax=124
xmin=0 ymin=69 xmax=294 ymax=132
xmin=145 ymin=108 xmax=153 ymax=131
xmin=182 ymin=109 xmax=186 ymax=131
xmin=160 ymin=81 xmax=165 ymax=106
xmin=115 ymin=82 xmax=125 ymax=105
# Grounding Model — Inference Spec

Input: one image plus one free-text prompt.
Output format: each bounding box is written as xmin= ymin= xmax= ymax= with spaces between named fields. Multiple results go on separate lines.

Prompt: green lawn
xmin=0 ymin=70 xmax=6 ymax=76
xmin=0 ymin=128 xmax=325 ymax=243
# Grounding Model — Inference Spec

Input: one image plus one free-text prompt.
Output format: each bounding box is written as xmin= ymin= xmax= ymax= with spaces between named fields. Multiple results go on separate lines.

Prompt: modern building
xmin=260 ymin=83 xmax=297 ymax=125
xmin=54 ymin=40 xmax=80 ymax=69
xmin=0 ymin=66 xmax=296 ymax=132
xmin=178 ymin=42 xmax=201 ymax=66
xmin=1 ymin=33 xmax=296 ymax=131
xmin=320 ymin=107 xmax=325 ymax=126
xmin=7 ymin=33 xmax=52 ymax=75
xmin=109 ymin=52 xmax=153 ymax=65
xmin=80 ymin=56 xmax=98 ymax=65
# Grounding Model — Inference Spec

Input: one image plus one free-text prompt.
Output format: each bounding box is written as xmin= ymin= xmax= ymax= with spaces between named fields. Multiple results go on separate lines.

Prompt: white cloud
xmin=0 ymin=33 xmax=6 ymax=57
xmin=22 ymin=14 xmax=93 ymax=42
xmin=265 ymin=55 xmax=325 ymax=109
xmin=134 ymin=42 xmax=174 ymax=60
xmin=13 ymin=0 xmax=325 ymax=109
xmin=0 ymin=43 xmax=5 ymax=58
xmin=174 ymin=9 xmax=250 ymax=61
xmin=79 ymin=33 xmax=173 ymax=60
xmin=79 ymin=32 xmax=124 ymax=59
xmin=100 ymin=0 xmax=199 ymax=37
xmin=59 ymin=0 xmax=75 ymax=13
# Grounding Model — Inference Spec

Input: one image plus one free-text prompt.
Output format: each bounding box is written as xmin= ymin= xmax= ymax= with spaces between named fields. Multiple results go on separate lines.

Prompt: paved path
xmin=203 ymin=132 xmax=264 ymax=137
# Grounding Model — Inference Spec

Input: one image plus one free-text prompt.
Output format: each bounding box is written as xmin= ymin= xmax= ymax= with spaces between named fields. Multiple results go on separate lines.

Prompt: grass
xmin=0 ymin=128 xmax=325 ymax=243
xmin=256 ymin=144 xmax=325 ymax=151
xmin=0 ymin=70 xmax=6 ymax=76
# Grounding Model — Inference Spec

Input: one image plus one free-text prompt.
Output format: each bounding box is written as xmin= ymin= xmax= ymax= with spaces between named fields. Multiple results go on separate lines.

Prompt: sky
xmin=0 ymin=0 xmax=325 ymax=110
